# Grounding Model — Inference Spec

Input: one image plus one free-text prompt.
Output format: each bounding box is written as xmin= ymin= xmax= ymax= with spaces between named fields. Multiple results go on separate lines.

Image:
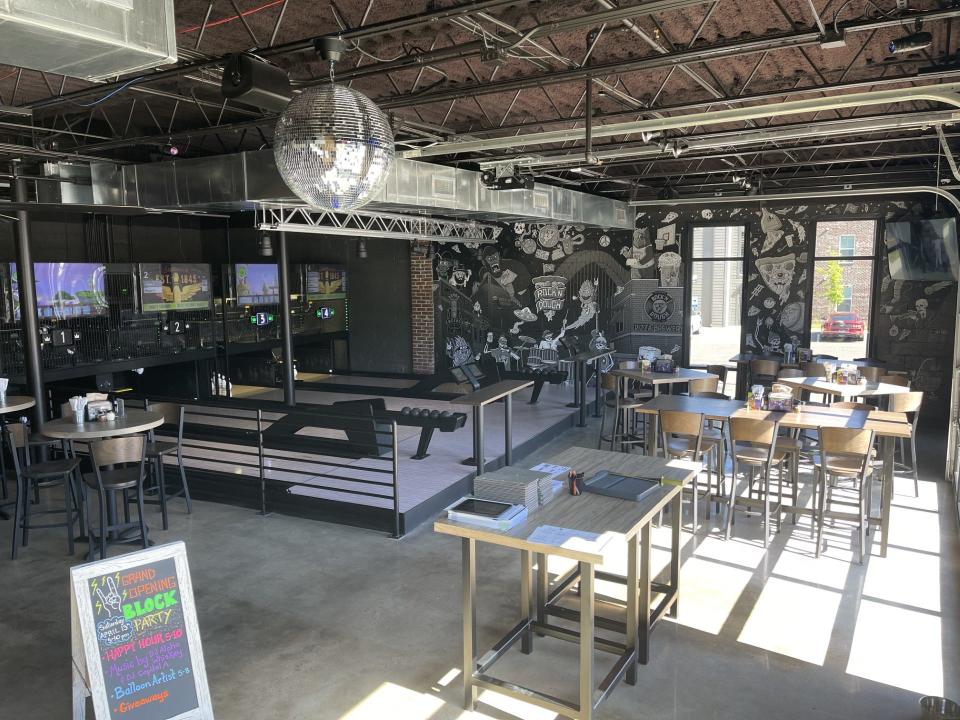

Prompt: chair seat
xmin=146 ymin=440 xmax=178 ymax=457
xmin=84 ymin=467 xmax=143 ymax=491
xmin=666 ymin=436 xmax=720 ymax=458
xmin=22 ymin=457 xmax=81 ymax=480
xmin=812 ymin=452 xmax=874 ymax=477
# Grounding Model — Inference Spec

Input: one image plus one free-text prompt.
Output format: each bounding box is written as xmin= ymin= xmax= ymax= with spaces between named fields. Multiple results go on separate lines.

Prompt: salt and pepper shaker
xmin=568 ymin=470 xmax=583 ymax=496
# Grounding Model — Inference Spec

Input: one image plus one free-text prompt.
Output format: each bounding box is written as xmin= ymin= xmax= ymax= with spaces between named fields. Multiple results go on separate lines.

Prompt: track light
xmin=889 ymin=19 xmax=932 ymax=55
xmin=163 ymin=142 xmax=179 ymax=156
xmin=665 ymin=140 xmax=688 ymax=158
xmin=641 ymin=131 xmax=661 ymax=143
xmin=258 ymin=234 xmax=273 ymax=257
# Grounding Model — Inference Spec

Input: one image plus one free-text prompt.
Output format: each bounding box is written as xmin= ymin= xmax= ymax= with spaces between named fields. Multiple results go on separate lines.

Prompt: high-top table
xmin=452 ymin=380 xmax=533 ymax=476
xmin=610 ymin=367 xmax=718 ymax=397
xmin=435 ymin=447 xmax=699 ymax=720
xmin=774 ymin=376 xmax=912 ymax=401
xmin=570 ymin=348 xmax=616 ymax=426
xmin=634 ymin=394 xmax=911 ymax=556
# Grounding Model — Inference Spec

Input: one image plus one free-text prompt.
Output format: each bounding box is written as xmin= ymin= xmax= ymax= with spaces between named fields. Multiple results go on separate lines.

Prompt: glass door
xmin=688 ymin=225 xmax=745 ymax=369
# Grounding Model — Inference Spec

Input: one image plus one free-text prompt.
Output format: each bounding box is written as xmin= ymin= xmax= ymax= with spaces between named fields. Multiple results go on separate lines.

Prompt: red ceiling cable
xmin=178 ymin=0 xmax=285 ymax=35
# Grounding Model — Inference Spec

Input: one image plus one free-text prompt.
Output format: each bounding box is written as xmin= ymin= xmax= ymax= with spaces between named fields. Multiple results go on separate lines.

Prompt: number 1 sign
xmin=71 ymin=541 xmax=214 ymax=720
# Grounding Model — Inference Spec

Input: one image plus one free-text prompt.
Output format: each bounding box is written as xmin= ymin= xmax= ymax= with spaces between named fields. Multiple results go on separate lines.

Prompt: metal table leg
xmin=578 ymin=362 xmax=589 ymax=427
xmin=521 ymin=549 xmax=533 ymax=654
xmin=475 ymin=405 xmax=485 ymax=476
xmin=578 ymin=561 xmax=595 ymax=720
xmin=536 ymin=552 xmax=548 ymax=631
xmin=881 ymin=434 xmax=894 ymax=557
xmin=670 ymin=493 xmax=681 ymax=618
xmin=463 ymin=538 xmax=477 ymax=710
xmin=638 ymin=523 xmax=651 ymax=665
xmin=504 ymin=394 xmax=513 ymax=466
xmin=625 ymin=532 xmax=638 ymax=685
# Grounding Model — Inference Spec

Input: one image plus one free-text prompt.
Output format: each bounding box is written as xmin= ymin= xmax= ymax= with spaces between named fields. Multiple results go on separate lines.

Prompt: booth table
xmin=452 ymin=380 xmax=533 ymax=476
xmin=435 ymin=447 xmax=699 ymax=720
xmin=634 ymin=395 xmax=911 ymax=556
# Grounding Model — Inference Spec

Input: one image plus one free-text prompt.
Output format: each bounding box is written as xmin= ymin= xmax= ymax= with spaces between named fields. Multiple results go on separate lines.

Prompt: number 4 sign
xmin=71 ymin=541 xmax=214 ymax=720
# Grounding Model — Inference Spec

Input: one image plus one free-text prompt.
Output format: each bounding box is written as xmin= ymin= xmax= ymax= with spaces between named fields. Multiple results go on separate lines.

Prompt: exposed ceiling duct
xmin=43 ymin=150 xmax=634 ymax=229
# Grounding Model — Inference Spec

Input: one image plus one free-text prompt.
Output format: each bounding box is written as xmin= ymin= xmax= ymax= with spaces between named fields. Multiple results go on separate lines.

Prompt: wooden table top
xmin=452 ymin=379 xmax=534 ymax=406
xmin=634 ymin=395 xmax=911 ymax=438
xmin=610 ymin=367 xmax=718 ymax=385
xmin=0 ymin=395 xmax=35 ymax=414
xmin=41 ymin=409 xmax=164 ymax=440
xmin=775 ymin=376 xmax=912 ymax=398
xmin=434 ymin=447 xmax=700 ymax=563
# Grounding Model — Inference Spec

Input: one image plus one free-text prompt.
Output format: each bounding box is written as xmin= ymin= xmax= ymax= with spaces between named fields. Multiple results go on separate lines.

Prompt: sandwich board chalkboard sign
xmin=70 ymin=541 xmax=214 ymax=720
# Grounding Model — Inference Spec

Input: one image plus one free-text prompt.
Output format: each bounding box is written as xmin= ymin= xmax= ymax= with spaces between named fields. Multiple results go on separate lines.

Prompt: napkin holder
xmin=86 ymin=400 xmax=114 ymax=421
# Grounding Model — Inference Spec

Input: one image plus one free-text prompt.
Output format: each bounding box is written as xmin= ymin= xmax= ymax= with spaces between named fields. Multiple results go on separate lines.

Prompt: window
xmin=837 ymin=285 xmax=853 ymax=312
xmin=688 ymin=225 xmax=744 ymax=370
xmin=839 ymin=234 xmax=855 ymax=260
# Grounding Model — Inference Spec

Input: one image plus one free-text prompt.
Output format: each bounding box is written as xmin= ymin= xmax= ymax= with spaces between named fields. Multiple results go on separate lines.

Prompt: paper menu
xmin=529 ymin=463 xmax=571 ymax=477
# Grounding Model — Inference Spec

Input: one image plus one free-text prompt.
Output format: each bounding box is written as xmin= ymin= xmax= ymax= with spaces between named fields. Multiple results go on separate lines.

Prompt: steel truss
xmin=257 ymin=205 xmax=501 ymax=244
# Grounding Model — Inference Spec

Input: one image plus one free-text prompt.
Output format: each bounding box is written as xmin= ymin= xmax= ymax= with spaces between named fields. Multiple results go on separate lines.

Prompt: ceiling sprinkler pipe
xmin=402 ymin=84 xmax=960 ymax=158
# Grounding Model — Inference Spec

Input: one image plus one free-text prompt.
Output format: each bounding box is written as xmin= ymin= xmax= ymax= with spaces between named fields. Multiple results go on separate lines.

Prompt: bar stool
xmin=597 ymin=373 xmax=646 ymax=452
xmin=83 ymin=435 xmax=149 ymax=560
xmin=687 ymin=376 xmax=719 ymax=395
xmin=859 ymin=366 xmax=885 ymax=383
xmin=6 ymin=423 xmax=81 ymax=559
xmin=725 ymin=417 xmax=791 ymax=547
xmin=812 ymin=426 xmax=875 ymax=563
xmin=143 ymin=401 xmax=192 ymax=530
xmin=777 ymin=368 xmax=804 ymax=379
xmin=888 ymin=391 xmax=924 ymax=496
xmin=802 ymin=361 xmax=829 ymax=378
xmin=659 ymin=410 xmax=721 ymax=529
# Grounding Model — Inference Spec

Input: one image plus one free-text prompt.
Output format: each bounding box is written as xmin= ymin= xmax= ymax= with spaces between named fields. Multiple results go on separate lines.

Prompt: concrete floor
xmin=1 ymin=419 xmax=958 ymax=719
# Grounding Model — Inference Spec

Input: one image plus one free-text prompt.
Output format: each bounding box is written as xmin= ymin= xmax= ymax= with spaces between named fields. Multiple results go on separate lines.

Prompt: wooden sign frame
xmin=71 ymin=541 xmax=214 ymax=720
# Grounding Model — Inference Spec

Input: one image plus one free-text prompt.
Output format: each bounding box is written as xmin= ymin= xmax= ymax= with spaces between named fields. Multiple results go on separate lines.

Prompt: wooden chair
xmin=802 ymin=362 xmax=829 ymax=378
xmin=858 ymin=366 xmax=885 ymax=383
xmin=813 ymin=427 xmax=875 ymax=563
xmin=889 ymin=391 xmax=923 ymax=496
xmin=83 ymin=435 xmax=149 ymax=560
xmin=6 ymin=423 xmax=81 ymax=559
xmin=880 ymin=374 xmax=910 ymax=387
xmin=706 ymin=364 xmax=728 ymax=394
xmin=659 ymin=410 xmax=722 ymax=529
xmin=777 ymin=368 xmax=804 ymax=379
xmin=688 ymin=376 xmax=719 ymax=394
xmin=749 ymin=359 xmax=780 ymax=390
xmin=725 ymin=417 xmax=792 ymax=548
xmin=143 ymin=401 xmax=193 ymax=530
xmin=597 ymin=372 xmax=646 ymax=453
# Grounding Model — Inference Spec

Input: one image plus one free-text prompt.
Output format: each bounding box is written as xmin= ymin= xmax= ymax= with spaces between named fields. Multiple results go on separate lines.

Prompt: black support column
xmin=277 ymin=231 xmax=296 ymax=406
xmin=13 ymin=164 xmax=44 ymax=424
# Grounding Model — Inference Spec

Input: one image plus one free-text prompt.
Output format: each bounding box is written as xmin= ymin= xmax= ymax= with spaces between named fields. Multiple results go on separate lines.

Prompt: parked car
xmin=820 ymin=312 xmax=865 ymax=341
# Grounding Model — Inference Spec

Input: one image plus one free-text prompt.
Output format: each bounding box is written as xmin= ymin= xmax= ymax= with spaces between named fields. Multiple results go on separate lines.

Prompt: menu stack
xmin=474 ymin=467 xmax=555 ymax=511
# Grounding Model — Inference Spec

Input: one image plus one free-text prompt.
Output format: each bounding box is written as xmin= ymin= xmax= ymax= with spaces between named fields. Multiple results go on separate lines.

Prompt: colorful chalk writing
xmin=88 ymin=557 xmax=199 ymax=720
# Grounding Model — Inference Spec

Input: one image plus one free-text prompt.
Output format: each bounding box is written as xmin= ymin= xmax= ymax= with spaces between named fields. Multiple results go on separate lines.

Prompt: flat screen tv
xmin=140 ymin=263 xmax=212 ymax=312
xmin=236 ymin=263 xmax=279 ymax=304
xmin=884 ymin=218 xmax=960 ymax=281
xmin=305 ymin=264 xmax=347 ymax=300
xmin=11 ymin=262 xmax=107 ymax=320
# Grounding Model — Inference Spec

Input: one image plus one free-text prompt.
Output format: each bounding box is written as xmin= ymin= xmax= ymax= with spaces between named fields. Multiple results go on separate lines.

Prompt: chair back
xmin=146 ymin=402 xmax=185 ymax=444
xmin=659 ymin=410 xmax=704 ymax=459
xmin=688 ymin=376 xmax=719 ymax=394
xmin=832 ymin=401 xmax=872 ymax=411
xmin=820 ymin=426 xmax=874 ymax=475
xmin=90 ymin=435 xmax=147 ymax=470
xmin=706 ymin=364 xmax=728 ymax=391
xmin=692 ymin=391 xmax=728 ymax=400
xmin=750 ymin=359 xmax=780 ymax=377
xmin=600 ymin=372 xmax=619 ymax=392
xmin=880 ymin=374 xmax=909 ymax=387
xmin=858 ymin=366 xmax=884 ymax=382
xmin=777 ymin=368 xmax=804 ymax=378
xmin=730 ymin=417 xmax=778 ymax=447
xmin=60 ymin=401 xmax=74 ymax=419
xmin=889 ymin=390 xmax=923 ymax=415
xmin=5 ymin=421 xmax=27 ymax=450
xmin=802 ymin=362 xmax=828 ymax=378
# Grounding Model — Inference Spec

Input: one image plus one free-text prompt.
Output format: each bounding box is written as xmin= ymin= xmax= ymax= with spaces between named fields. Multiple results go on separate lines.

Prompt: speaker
xmin=221 ymin=54 xmax=292 ymax=112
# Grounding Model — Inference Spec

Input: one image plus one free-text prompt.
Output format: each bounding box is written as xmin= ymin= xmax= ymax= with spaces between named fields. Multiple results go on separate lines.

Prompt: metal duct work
xmin=77 ymin=150 xmax=634 ymax=229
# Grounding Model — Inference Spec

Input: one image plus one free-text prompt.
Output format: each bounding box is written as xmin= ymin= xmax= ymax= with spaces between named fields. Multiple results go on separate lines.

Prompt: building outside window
xmin=839 ymin=234 xmax=856 ymax=260
xmin=837 ymin=285 xmax=853 ymax=312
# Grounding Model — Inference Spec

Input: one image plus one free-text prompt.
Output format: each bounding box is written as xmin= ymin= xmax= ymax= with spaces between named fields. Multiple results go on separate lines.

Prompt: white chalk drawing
xmin=622 ymin=227 xmax=655 ymax=278
xmin=658 ymin=251 xmax=682 ymax=287
xmin=701 ymin=209 xmax=714 ymax=220
xmin=565 ymin=278 xmax=600 ymax=331
xmin=781 ymin=301 xmax=805 ymax=332
xmin=599 ymin=235 xmax=611 ymax=247
xmin=756 ymin=254 xmax=796 ymax=302
xmin=532 ymin=275 xmax=566 ymax=321
xmin=559 ymin=225 xmax=586 ymax=255
xmin=656 ymin=224 xmax=677 ymax=250
xmin=760 ymin=208 xmax=785 ymax=253
xmin=663 ymin=211 xmax=678 ymax=223
xmin=747 ymin=305 xmax=760 ymax=317
xmin=763 ymin=297 xmax=776 ymax=309
xmin=446 ymin=335 xmax=473 ymax=366
xmin=481 ymin=334 xmax=519 ymax=370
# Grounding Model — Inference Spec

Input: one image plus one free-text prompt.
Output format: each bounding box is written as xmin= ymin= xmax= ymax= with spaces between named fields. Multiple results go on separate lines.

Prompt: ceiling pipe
xmin=403 ymin=85 xmax=960 ymax=158
xmin=629 ymin=185 xmax=960 ymax=210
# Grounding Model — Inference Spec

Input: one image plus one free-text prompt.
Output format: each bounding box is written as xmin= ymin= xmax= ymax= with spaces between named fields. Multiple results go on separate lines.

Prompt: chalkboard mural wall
xmin=434 ymin=224 xmax=636 ymax=367
xmin=433 ymin=197 xmax=957 ymax=416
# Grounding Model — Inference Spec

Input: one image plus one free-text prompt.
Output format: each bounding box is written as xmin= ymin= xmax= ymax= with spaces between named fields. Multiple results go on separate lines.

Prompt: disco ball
xmin=274 ymin=84 xmax=395 ymax=211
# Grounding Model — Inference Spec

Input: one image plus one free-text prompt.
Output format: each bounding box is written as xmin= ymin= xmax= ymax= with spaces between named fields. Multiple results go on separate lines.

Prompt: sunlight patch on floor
xmin=472 ymin=690 xmax=560 ymax=720
xmin=846 ymin=599 xmax=944 ymax=696
xmin=772 ymin=535 xmax=853 ymax=590
xmin=738 ymin=577 xmax=842 ymax=665
xmin=339 ymin=682 xmax=445 ymax=720
xmin=862 ymin=546 xmax=941 ymax=613
xmin=675 ymin=556 xmax=753 ymax=635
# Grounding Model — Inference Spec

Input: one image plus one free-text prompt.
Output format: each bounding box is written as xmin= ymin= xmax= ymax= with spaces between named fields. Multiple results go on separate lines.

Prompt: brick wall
xmin=812 ymin=219 xmax=876 ymax=325
xmin=410 ymin=242 xmax=435 ymax=375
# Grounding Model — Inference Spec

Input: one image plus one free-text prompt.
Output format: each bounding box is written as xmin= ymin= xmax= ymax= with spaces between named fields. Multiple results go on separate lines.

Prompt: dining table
xmin=632 ymin=393 xmax=911 ymax=557
xmin=774 ymin=376 xmax=912 ymax=402
xmin=609 ymin=367 xmax=718 ymax=397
